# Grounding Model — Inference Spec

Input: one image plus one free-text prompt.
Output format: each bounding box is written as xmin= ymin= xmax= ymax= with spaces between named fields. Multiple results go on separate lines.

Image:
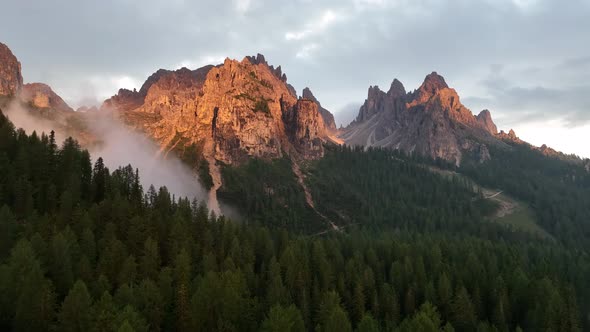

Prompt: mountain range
xmin=0 ymin=41 xmax=587 ymax=198
xmin=3 ymin=41 xmax=590 ymax=331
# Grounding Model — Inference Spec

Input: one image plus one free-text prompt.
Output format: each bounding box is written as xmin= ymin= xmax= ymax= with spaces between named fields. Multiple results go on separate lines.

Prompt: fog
xmin=3 ymin=101 xmax=69 ymax=144
xmin=86 ymin=114 xmax=209 ymax=204
xmin=2 ymin=101 xmax=217 ymax=213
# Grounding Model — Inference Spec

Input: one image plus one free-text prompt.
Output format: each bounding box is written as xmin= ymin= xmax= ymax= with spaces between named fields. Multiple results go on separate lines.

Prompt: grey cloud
xmin=2 ymin=0 xmax=589 ymax=130
xmin=465 ymin=86 xmax=590 ymax=129
xmin=334 ymin=102 xmax=362 ymax=127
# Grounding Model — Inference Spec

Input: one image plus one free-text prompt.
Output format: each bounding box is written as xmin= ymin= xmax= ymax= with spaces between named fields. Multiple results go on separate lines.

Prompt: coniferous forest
xmin=1 ymin=110 xmax=589 ymax=332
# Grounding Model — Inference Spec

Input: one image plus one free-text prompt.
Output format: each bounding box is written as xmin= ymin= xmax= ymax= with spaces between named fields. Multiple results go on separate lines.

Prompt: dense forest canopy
xmin=0 ymin=109 xmax=589 ymax=331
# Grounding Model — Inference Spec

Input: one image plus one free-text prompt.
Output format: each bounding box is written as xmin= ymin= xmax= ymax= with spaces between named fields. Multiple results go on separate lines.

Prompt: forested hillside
xmin=461 ymin=144 xmax=590 ymax=250
xmin=2 ymin=109 xmax=589 ymax=331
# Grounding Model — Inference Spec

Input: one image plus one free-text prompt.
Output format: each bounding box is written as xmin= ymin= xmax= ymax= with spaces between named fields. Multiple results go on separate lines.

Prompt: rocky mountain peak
xmin=341 ymin=71 xmax=503 ymax=165
xmin=245 ymin=53 xmax=287 ymax=83
xmin=420 ymin=71 xmax=448 ymax=93
xmin=302 ymin=87 xmax=337 ymax=132
xmin=111 ymin=53 xmax=334 ymax=166
xmin=368 ymin=85 xmax=386 ymax=99
xmin=19 ymin=83 xmax=74 ymax=112
xmin=408 ymin=71 xmax=450 ymax=104
xmin=0 ymin=43 xmax=23 ymax=97
xmin=476 ymin=109 xmax=498 ymax=135
xmin=497 ymin=129 xmax=523 ymax=144
xmin=387 ymin=79 xmax=406 ymax=97
xmin=301 ymin=87 xmax=315 ymax=100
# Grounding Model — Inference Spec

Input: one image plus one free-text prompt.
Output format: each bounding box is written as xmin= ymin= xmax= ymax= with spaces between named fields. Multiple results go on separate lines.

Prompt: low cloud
xmin=86 ymin=114 xmax=208 ymax=202
xmin=3 ymin=101 xmax=209 ymax=206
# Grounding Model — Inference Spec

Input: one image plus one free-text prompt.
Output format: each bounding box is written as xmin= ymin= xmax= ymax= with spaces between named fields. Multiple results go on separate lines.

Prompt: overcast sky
xmin=2 ymin=0 xmax=589 ymax=157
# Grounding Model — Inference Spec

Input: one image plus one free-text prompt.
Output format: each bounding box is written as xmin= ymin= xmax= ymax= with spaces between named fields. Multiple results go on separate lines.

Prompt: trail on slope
xmin=203 ymin=140 xmax=222 ymax=216
xmin=290 ymin=159 xmax=340 ymax=232
xmin=427 ymin=166 xmax=518 ymax=219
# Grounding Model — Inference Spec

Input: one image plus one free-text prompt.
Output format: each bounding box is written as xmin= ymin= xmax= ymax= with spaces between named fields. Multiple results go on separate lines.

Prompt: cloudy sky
xmin=2 ymin=0 xmax=589 ymax=157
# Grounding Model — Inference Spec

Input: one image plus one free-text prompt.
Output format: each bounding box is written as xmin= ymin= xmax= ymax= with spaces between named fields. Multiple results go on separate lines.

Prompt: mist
xmin=3 ymin=101 xmax=69 ymax=144
xmin=86 ymin=114 xmax=209 ymax=204
xmin=2 ymin=101 xmax=214 ymax=212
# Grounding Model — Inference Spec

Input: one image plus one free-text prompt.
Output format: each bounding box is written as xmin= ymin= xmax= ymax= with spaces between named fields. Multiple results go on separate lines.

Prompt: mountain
xmin=339 ymin=72 xmax=505 ymax=165
xmin=99 ymin=53 xmax=335 ymax=212
xmin=0 ymin=43 xmax=335 ymax=170
xmin=103 ymin=54 xmax=333 ymax=165
xmin=19 ymin=83 xmax=74 ymax=113
xmin=2 ymin=41 xmax=590 ymax=331
xmin=0 ymin=42 xmax=23 ymax=98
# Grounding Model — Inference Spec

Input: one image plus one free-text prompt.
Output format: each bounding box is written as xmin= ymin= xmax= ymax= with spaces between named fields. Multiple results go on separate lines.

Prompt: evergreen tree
xmin=260 ymin=304 xmax=305 ymax=332
xmin=58 ymin=280 xmax=93 ymax=332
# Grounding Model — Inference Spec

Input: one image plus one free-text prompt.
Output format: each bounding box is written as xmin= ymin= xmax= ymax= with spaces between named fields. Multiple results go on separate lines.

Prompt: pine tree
xmin=58 ymin=280 xmax=93 ymax=332
xmin=451 ymin=286 xmax=476 ymax=332
xmin=356 ymin=314 xmax=380 ymax=332
xmin=260 ymin=304 xmax=305 ymax=332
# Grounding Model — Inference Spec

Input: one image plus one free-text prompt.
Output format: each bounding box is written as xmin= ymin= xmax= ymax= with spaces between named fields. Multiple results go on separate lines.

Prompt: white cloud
xmin=60 ymin=74 xmax=143 ymax=108
xmin=285 ymin=9 xmax=342 ymax=41
xmin=177 ymin=55 xmax=226 ymax=69
xmin=3 ymin=0 xmax=589 ymax=156
xmin=296 ymin=43 xmax=319 ymax=59
xmin=234 ymin=0 xmax=252 ymax=14
xmin=513 ymin=120 xmax=590 ymax=158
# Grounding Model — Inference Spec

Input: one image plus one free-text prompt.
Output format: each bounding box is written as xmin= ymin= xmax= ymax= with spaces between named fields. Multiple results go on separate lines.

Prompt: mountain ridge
xmin=0 ymin=41 xmax=586 ymax=169
xmin=340 ymin=72 xmax=510 ymax=165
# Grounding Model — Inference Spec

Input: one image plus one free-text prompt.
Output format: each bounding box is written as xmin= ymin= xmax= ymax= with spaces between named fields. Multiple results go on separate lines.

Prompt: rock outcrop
xmin=340 ymin=72 xmax=505 ymax=165
xmin=497 ymin=129 xmax=523 ymax=144
xmin=0 ymin=43 xmax=23 ymax=97
xmin=477 ymin=110 xmax=497 ymax=135
xmin=302 ymin=87 xmax=337 ymax=133
xmin=19 ymin=83 xmax=74 ymax=112
xmin=283 ymin=98 xmax=326 ymax=158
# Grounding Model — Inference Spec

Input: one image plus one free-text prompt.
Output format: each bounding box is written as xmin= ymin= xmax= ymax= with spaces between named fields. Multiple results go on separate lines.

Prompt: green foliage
xmin=461 ymin=144 xmax=590 ymax=249
xmin=254 ymin=99 xmax=271 ymax=114
xmin=234 ymin=93 xmax=256 ymax=102
xmin=219 ymin=157 xmax=322 ymax=232
xmin=356 ymin=314 xmax=380 ymax=332
xmin=396 ymin=302 xmax=447 ymax=332
xmin=260 ymin=304 xmax=305 ymax=332
xmin=58 ymin=280 xmax=93 ymax=332
xmin=308 ymin=145 xmax=502 ymax=233
xmin=0 ymin=112 xmax=588 ymax=331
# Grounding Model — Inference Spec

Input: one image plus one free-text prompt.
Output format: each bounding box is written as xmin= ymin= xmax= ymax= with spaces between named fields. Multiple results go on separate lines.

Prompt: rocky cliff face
xmin=476 ymin=109 xmax=497 ymax=135
xmin=107 ymin=54 xmax=334 ymax=165
xmin=283 ymin=98 xmax=326 ymax=158
xmin=497 ymin=129 xmax=523 ymax=144
xmin=302 ymin=87 xmax=336 ymax=133
xmin=19 ymin=83 xmax=74 ymax=112
xmin=340 ymin=72 xmax=504 ymax=165
xmin=0 ymin=43 xmax=23 ymax=97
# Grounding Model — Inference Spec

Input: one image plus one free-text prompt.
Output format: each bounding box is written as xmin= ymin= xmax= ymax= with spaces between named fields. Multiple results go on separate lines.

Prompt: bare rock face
xmin=340 ymin=72 xmax=504 ymax=165
xmin=302 ymin=87 xmax=336 ymax=133
xmin=497 ymin=129 xmax=524 ymax=144
xmin=477 ymin=109 xmax=498 ymax=135
xmin=283 ymin=98 xmax=326 ymax=158
xmin=109 ymin=55 xmax=334 ymax=165
xmin=102 ymin=88 xmax=144 ymax=112
xmin=19 ymin=83 xmax=74 ymax=112
xmin=0 ymin=43 xmax=23 ymax=97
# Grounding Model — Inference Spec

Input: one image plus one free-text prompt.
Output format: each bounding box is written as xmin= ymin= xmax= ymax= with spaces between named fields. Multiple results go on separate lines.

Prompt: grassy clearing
xmin=427 ymin=165 xmax=554 ymax=240
xmin=494 ymin=202 xmax=554 ymax=240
